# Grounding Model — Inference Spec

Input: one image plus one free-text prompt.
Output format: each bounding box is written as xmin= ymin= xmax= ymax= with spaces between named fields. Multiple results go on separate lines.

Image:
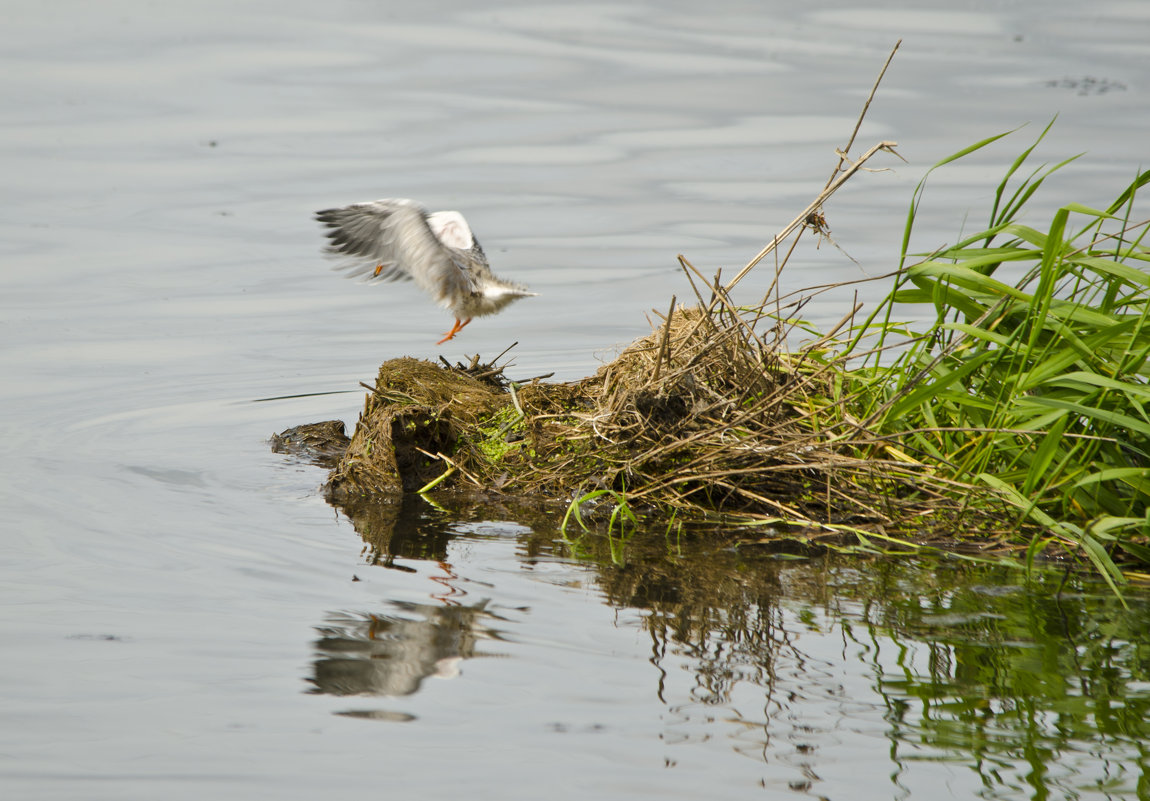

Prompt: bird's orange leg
xmin=373 ymin=264 xmax=384 ymax=277
xmin=436 ymin=317 xmax=472 ymax=345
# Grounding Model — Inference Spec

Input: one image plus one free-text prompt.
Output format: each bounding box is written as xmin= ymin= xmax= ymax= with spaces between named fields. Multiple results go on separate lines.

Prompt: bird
xmin=315 ymin=198 xmax=537 ymax=344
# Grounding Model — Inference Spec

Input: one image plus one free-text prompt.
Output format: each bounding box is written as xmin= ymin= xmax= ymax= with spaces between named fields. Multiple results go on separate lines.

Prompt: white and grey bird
xmin=316 ymin=198 xmax=537 ymax=344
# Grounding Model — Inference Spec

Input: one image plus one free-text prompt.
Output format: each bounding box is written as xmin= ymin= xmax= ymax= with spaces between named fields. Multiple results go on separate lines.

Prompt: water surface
xmin=2 ymin=1 xmax=1149 ymax=798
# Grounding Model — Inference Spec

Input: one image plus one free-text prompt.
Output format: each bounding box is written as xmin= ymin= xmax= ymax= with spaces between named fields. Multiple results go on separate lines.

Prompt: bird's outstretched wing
xmin=315 ymin=199 xmax=473 ymax=309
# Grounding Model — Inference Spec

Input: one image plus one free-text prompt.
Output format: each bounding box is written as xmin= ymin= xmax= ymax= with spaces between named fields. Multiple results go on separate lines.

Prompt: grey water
xmin=3 ymin=1 xmax=1150 ymax=798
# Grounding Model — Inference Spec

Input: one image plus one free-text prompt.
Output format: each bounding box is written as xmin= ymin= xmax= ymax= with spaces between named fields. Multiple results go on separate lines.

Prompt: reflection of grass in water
xmin=322 ymin=478 xmax=1150 ymax=796
xmin=596 ymin=541 xmax=1150 ymax=798
xmin=849 ymin=563 xmax=1150 ymax=796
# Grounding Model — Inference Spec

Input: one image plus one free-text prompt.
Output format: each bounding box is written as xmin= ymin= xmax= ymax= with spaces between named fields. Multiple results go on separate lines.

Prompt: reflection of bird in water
xmin=308 ymin=601 xmax=491 ymax=697
xmin=316 ymin=199 xmax=537 ymax=344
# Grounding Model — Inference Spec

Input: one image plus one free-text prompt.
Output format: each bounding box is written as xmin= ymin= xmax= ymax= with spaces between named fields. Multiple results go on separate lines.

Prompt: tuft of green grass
xmin=838 ymin=122 xmax=1150 ymax=591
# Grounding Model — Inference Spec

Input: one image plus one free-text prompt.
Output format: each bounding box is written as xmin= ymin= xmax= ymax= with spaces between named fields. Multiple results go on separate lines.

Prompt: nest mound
xmin=324 ymin=302 xmax=969 ymax=538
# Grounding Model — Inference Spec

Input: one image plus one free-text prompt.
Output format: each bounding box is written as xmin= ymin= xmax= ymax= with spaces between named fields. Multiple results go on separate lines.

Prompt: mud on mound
xmin=271 ymin=420 xmax=350 ymax=468
xmin=325 ymin=357 xmax=508 ymax=502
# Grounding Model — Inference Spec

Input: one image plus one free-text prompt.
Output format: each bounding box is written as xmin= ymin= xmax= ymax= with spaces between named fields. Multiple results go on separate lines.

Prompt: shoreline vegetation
xmin=278 ymin=48 xmax=1150 ymax=592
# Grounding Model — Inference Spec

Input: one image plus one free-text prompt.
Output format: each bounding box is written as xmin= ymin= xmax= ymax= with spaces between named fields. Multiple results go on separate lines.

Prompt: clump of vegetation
xmin=844 ymin=123 xmax=1150 ymax=591
xmin=317 ymin=125 xmax=1150 ymax=588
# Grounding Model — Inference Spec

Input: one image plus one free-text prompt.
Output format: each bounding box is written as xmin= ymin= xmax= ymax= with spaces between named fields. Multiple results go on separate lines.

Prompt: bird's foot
xmin=436 ymin=318 xmax=472 ymax=345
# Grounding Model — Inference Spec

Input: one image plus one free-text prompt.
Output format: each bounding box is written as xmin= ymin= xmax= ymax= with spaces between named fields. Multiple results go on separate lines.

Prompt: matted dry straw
xmin=509 ymin=282 xmax=976 ymax=532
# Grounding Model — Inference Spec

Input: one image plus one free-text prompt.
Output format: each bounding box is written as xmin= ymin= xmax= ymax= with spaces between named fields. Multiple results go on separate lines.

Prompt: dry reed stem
xmin=724 ymin=140 xmax=903 ymax=294
xmin=825 ymin=40 xmax=901 ymax=190
xmin=723 ymin=42 xmax=905 ymax=297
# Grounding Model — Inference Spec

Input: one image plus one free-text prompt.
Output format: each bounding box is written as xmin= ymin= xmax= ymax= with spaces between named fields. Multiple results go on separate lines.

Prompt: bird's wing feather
xmin=315 ymin=199 xmax=474 ymax=309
